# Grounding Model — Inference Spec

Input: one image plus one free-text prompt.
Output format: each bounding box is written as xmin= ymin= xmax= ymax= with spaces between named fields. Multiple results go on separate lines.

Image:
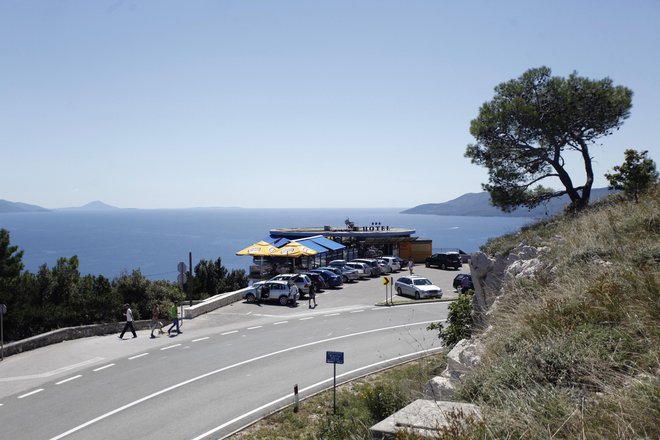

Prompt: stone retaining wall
xmin=2 ymin=287 xmax=249 ymax=358
xmin=2 ymin=320 xmax=158 ymax=358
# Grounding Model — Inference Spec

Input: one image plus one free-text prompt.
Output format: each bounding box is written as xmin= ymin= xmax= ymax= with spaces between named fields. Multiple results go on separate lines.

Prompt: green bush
xmin=427 ymin=292 xmax=473 ymax=348
xmin=360 ymin=383 xmax=407 ymax=422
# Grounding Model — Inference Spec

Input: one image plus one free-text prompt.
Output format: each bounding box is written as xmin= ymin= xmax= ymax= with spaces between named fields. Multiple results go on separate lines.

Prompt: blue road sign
xmin=326 ymin=351 xmax=344 ymax=364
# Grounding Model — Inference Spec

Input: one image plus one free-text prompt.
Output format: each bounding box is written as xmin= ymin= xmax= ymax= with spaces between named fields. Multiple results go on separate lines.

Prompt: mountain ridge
xmin=401 ymin=187 xmax=614 ymax=217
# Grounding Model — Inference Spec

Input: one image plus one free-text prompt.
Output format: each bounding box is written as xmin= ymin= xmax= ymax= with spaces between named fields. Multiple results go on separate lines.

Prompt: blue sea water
xmin=0 ymin=208 xmax=533 ymax=280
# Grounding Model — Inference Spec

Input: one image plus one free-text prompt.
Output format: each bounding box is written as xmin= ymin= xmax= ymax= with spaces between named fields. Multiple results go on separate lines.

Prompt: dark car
xmin=453 ymin=273 xmax=473 ymax=292
xmin=309 ymin=269 xmax=343 ymax=288
xmin=302 ymin=272 xmax=326 ymax=292
xmin=425 ymin=252 xmax=462 ymax=270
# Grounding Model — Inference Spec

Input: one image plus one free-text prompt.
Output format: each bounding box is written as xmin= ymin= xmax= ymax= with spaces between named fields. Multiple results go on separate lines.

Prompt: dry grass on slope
xmin=456 ymin=190 xmax=659 ymax=439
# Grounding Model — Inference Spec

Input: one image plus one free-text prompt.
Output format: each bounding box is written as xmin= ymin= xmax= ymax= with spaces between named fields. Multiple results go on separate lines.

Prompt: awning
xmin=296 ymin=235 xmax=345 ymax=251
xmin=267 ymin=237 xmax=291 ymax=247
xmin=294 ymin=237 xmax=327 ymax=253
xmin=309 ymin=235 xmax=345 ymax=250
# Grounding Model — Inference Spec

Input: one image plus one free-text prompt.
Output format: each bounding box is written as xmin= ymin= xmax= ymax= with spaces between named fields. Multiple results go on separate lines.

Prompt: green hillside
xmin=451 ymin=189 xmax=659 ymax=438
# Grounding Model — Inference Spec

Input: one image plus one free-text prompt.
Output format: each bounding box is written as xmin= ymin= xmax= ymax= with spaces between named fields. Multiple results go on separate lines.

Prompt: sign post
xmin=326 ymin=351 xmax=344 ymax=414
xmin=188 ymin=252 xmax=193 ymax=307
xmin=0 ymin=303 xmax=6 ymax=361
xmin=383 ymin=276 xmax=392 ymax=305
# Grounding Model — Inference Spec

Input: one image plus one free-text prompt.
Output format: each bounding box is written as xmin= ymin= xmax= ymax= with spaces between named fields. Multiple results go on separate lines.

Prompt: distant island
xmin=0 ymin=199 xmax=50 ymax=213
xmin=2 ymin=189 xmax=615 ymax=216
xmin=58 ymin=200 xmax=119 ymax=211
xmin=0 ymin=199 xmax=118 ymax=213
xmin=401 ymin=187 xmax=614 ymax=218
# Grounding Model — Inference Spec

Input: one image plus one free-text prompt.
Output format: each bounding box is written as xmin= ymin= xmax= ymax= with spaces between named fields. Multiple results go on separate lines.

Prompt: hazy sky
xmin=2 ymin=0 xmax=658 ymax=209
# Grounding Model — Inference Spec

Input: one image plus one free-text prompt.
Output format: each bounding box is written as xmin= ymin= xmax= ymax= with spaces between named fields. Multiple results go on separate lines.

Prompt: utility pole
xmin=188 ymin=251 xmax=193 ymax=307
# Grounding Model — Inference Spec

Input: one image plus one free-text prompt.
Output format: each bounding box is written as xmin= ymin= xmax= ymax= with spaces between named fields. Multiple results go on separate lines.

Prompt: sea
xmin=0 ymin=208 xmax=534 ymax=281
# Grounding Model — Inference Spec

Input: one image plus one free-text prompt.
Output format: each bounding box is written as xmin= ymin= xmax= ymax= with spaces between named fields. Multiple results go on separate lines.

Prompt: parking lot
xmin=342 ymin=262 xmax=466 ymax=301
xmin=255 ymin=262 xmax=469 ymax=309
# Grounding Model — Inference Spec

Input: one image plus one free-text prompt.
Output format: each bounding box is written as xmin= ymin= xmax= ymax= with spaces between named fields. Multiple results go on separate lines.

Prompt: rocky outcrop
xmin=370 ymin=243 xmax=546 ymax=438
xmin=423 ymin=338 xmax=485 ymax=400
xmin=469 ymin=243 xmax=544 ymax=328
xmin=370 ymin=399 xmax=481 ymax=439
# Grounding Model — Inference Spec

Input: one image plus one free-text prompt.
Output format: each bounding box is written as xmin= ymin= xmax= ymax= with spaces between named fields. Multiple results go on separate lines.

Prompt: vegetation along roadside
xmin=229 ymin=188 xmax=659 ymax=439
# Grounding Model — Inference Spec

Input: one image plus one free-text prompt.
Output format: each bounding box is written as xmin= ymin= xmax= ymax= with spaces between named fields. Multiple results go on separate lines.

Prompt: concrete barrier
xmin=182 ymin=287 xmax=249 ymax=319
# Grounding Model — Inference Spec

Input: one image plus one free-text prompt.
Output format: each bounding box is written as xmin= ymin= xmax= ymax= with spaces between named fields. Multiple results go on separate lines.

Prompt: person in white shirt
xmin=119 ymin=303 xmax=137 ymax=339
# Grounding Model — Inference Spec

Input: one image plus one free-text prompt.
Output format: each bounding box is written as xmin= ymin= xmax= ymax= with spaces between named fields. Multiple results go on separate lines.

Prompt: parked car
xmin=394 ymin=276 xmax=443 ymax=300
xmin=453 ymin=273 xmax=473 ymax=292
xmin=317 ymin=266 xmax=343 ymax=277
xmin=351 ymin=258 xmax=382 ymax=276
xmin=425 ymin=252 xmax=462 ymax=270
xmin=379 ymin=256 xmax=401 ymax=272
xmin=317 ymin=265 xmax=357 ymax=283
xmin=344 ymin=261 xmax=371 ymax=279
xmin=328 ymin=259 xmax=348 ymax=267
xmin=309 ymin=268 xmax=343 ymax=288
xmin=242 ymin=280 xmax=299 ymax=305
xmin=301 ymin=272 xmax=326 ymax=292
xmin=270 ymin=273 xmax=313 ymax=296
xmin=330 ymin=265 xmax=360 ymax=282
xmin=376 ymin=258 xmax=394 ymax=273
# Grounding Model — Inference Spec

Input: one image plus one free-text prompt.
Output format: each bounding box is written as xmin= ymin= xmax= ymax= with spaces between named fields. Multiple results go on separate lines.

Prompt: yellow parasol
xmin=274 ymin=240 xmax=318 ymax=257
xmin=235 ymin=240 xmax=279 ymax=257
xmin=236 ymin=240 xmax=280 ymax=278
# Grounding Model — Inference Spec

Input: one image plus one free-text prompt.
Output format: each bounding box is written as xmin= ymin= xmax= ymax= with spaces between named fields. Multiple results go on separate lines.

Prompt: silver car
xmin=351 ymin=258 xmax=382 ymax=276
xmin=345 ymin=261 xmax=371 ymax=279
xmin=380 ymin=256 xmax=401 ymax=272
xmin=334 ymin=265 xmax=361 ymax=282
xmin=318 ymin=266 xmax=359 ymax=283
xmin=242 ymin=280 xmax=300 ymax=305
xmin=269 ymin=273 xmax=312 ymax=296
xmin=394 ymin=276 xmax=443 ymax=300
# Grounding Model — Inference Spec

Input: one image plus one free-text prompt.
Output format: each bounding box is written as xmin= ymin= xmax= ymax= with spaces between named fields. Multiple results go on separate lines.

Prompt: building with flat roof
xmin=270 ymin=218 xmax=432 ymax=262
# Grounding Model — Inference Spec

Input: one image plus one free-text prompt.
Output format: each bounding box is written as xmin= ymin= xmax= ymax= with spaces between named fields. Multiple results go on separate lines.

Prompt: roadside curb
xmin=374 ymin=298 xmax=454 ymax=307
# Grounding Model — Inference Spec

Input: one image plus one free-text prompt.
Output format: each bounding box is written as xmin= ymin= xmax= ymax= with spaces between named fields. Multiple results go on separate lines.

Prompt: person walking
xmin=308 ymin=284 xmax=317 ymax=309
xmin=408 ymin=259 xmax=414 ymax=275
xmin=288 ymin=279 xmax=300 ymax=307
xmin=119 ymin=303 xmax=137 ymax=339
xmin=167 ymin=302 xmax=181 ymax=335
xmin=461 ymin=275 xmax=472 ymax=294
xmin=150 ymin=303 xmax=164 ymax=338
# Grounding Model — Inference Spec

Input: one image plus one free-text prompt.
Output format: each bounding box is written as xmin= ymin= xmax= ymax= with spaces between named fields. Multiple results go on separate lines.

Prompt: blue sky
xmin=1 ymin=0 xmax=658 ymax=209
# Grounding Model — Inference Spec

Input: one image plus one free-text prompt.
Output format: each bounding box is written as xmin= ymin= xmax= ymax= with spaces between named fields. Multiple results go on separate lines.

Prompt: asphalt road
xmin=0 ymin=263 xmax=468 ymax=440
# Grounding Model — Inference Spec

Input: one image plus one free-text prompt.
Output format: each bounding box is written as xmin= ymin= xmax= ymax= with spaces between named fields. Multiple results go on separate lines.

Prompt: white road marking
xmin=92 ymin=364 xmax=115 ymax=372
xmin=128 ymin=353 xmax=148 ymax=360
xmin=273 ymin=321 xmax=288 ymax=325
xmin=221 ymin=330 xmax=239 ymax=335
xmin=189 ymin=346 xmax=445 ymax=440
xmin=324 ymin=313 xmax=340 ymax=317
xmin=247 ymin=326 xmax=262 ymax=330
xmin=160 ymin=344 xmax=181 ymax=351
xmin=299 ymin=317 xmax=314 ymax=321
xmin=192 ymin=337 xmax=210 ymax=342
xmin=0 ymin=357 xmax=104 ymax=382
xmin=56 ymin=375 xmax=82 ymax=385
xmin=18 ymin=389 xmax=44 ymax=399
xmin=48 ymin=320 xmax=441 ymax=440
xmin=350 ymin=310 xmax=364 ymax=314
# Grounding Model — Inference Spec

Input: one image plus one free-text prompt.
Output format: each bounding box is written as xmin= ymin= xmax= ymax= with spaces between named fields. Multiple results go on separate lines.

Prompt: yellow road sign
xmin=383 ymin=276 xmax=391 ymax=285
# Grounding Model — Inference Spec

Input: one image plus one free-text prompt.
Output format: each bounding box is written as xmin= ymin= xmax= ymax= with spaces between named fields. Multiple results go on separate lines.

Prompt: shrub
xmin=360 ymin=383 xmax=407 ymax=422
xmin=427 ymin=292 xmax=473 ymax=348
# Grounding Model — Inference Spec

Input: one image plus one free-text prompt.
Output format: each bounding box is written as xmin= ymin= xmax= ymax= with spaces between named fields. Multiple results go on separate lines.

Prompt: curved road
xmin=0 ymin=264 xmax=464 ymax=439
